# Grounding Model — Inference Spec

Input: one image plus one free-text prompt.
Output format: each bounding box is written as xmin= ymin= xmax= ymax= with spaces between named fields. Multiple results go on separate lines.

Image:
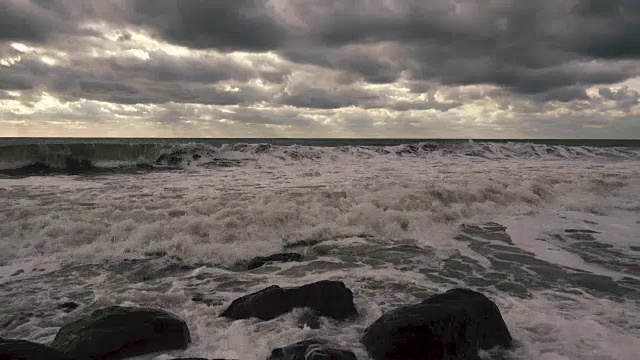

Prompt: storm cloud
xmin=0 ymin=0 xmax=638 ymax=137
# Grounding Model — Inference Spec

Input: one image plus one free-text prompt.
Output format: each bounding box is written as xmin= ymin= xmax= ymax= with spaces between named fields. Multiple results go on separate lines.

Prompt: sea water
xmin=0 ymin=139 xmax=638 ymax=359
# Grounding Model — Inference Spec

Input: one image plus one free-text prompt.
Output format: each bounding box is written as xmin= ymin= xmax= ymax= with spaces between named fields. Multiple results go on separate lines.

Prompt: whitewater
xmin=0 ymin=140 xmax=639 ymax=360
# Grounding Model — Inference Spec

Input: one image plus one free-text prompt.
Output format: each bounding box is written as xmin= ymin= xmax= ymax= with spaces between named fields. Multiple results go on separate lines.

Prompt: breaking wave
xmin=1 ymin=141 xmax=639 ymax=175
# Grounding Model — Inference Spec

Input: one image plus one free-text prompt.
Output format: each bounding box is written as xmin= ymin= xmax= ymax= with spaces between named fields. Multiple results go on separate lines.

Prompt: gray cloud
xmin=2 ymin=0 xmax=639 ymax=95
xmin=537 ymin=86 xmax=591 ymax=103
xmin=0 ymin=0 xmax=639 ymax=137
xmin=0 ymin=1 xmax=69 ymax=42
xmin=127 ymin=0 xmax=286 ymax=51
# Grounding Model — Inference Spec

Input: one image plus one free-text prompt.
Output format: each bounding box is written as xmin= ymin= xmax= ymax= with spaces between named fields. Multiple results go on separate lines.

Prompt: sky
xmin=0 ymin=0 xmax=639 ymax=138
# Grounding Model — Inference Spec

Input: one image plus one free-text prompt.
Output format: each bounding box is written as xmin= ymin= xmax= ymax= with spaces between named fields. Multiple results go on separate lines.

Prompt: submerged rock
xmin=221 ymin=280 xmax=357 ymax=321
xmin=247 ymin=253 xmax=304 ymax=270
xmin=268 ymin=339 xmax=356 ymax=360
xmin=0 ymin=338 xmax=72 ymax=360
xmin=50 ymin=306 xmax=191 ymax=359
xmin=361 ymin=288 xmax=512 ymax=360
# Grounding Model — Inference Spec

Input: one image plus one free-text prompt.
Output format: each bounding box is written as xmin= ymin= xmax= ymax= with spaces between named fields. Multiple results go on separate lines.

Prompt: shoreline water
xmin=1 ymin=138 xmax=638 ymax=359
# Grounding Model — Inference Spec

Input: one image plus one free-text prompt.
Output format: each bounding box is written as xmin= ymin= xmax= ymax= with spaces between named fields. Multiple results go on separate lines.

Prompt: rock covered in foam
xmin=267 ymin=339 xmax=356 ymax=360
xmin=0 ymin=338 xmax=73 ymax=360
xmin=221 ymin=280 xmax=357 ymax=321
xmin=50 ymin=306 xmax=191 ymax=359
xmin=361 ymin=288 xmax=512 ymax=360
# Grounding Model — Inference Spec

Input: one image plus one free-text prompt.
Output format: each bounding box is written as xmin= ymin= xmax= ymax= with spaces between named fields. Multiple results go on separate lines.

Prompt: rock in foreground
xmin=361 ymin=303 xmax=479 ymax=360
xmin=422 ymin=288 xmax=512 ymax=350
xmin=51 ymin=306 xmax=191 ymax=359
xmin=0 ymin=338 xmax=72 ymax=360
xmin=361 ymin=288 xmax=512 ymax=360
xmin=268 ymin=339 xmax=356 ymax=360
xmin=222 ymin=280 xmax=357 ymax=321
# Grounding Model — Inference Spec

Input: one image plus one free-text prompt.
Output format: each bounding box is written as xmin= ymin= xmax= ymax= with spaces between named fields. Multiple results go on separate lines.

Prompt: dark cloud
xmin=0 ymin=1 xmax=67 ymax=42
xmin=0 ymin=0 xmax=102 ymax=43
xmin=2 ymin=0 xmax=639 ymax=98
xmin=127 ymin=0 xmax=286 ymax=51
xmin=566 ymin=0 xmax=640 ymax=59
xmin=256 ymin=0 xmax=638 ymax=97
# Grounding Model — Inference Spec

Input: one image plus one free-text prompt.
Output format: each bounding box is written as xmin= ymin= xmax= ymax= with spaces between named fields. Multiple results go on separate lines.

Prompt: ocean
xmin=0 ymin=138 xmax=639 ymax=359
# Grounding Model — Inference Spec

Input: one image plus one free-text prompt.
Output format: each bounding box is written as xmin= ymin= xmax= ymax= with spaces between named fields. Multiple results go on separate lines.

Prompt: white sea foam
xmin=0 ymin=144 xmax=638 ymax=359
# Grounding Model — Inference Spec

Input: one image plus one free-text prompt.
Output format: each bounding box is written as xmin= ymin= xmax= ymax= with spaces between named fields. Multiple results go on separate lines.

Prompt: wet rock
xmin=58 ymin=301 xmax=80 ymax=313
xmin=221 ymin=280 xmax=357 ymax=321
xmin=361 ymin=288 xmax=512 ymax=360
xmin=268 ymin=339 xmax=356 ymax=360
xmin=421 ymin=288 xmax=513 ymax=350
xmin=247 ymin=253 xmax=303 ymax=270
xmin=361 ymin=303 xmax=480 ymax=360
xmin=51 ymin=306 xmax=191 ymax=359
xmin=0 ymin=338 xmax=73 ymax=360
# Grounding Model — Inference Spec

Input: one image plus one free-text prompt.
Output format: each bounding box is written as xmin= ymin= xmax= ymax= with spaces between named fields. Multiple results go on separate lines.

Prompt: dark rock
xmin=58 ymin=302 xmax=80 ymax=313
xmin=361 ymin=288 xmax=512 ymax=360
xmin=50 ymin=306 xmax=191 ymax=359
xmin=247 ymin=253 xmax=303 ymax=270
xmin=361 ymin=303 xmax=480 ymax=360
xmin=221 ymin=280 xmax=357 ymax=321
xmin=422 ymin=288 xmax=513 ymax=350
xmin=0 ymin=338 xmax=72 ymax=360
xmin=268 ymin=339 xmax=356 ymax=360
